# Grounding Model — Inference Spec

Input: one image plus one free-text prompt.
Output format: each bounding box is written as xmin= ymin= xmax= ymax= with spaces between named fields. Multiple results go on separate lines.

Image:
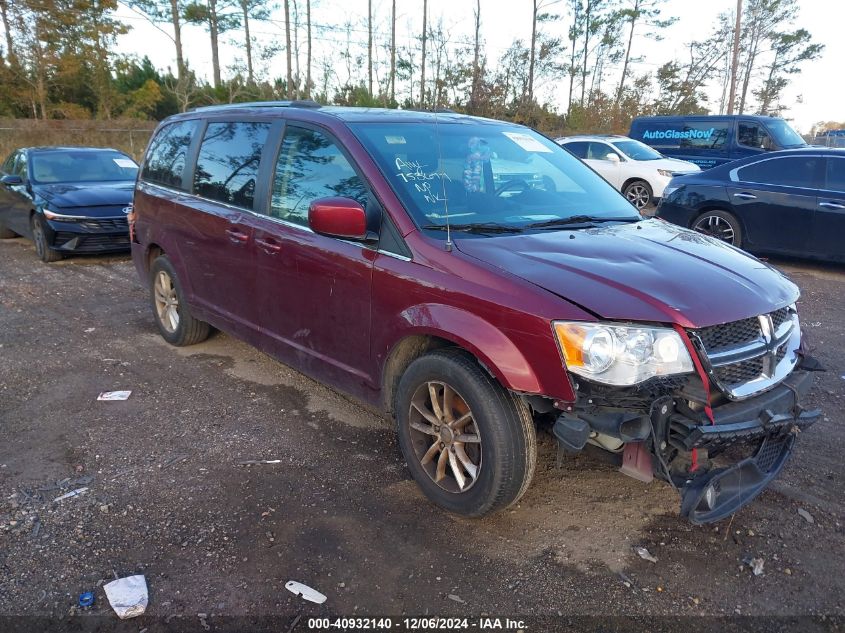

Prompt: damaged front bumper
xmin=552 ymin=365 xmax=820 ymax=524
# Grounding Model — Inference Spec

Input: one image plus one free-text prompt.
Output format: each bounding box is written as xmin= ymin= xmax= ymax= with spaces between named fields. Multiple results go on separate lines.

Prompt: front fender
xmin=392 ymin=303 xmax=574 ymax=400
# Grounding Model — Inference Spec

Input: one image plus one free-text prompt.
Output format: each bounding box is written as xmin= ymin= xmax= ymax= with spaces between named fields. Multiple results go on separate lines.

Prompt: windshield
xmin=612 ymin=139 xmax=663 ymax=161
xmin=351 ymin=122 xmax=638 ymax=235
xmin=766 ymin=119 xmax=807 ymax=148
xmin=31 ymin=150 xmax=138 ymax=184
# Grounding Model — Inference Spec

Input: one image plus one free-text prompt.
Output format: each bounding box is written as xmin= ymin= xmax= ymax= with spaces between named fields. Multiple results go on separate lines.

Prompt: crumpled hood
xmin=36 ymin=181 xmax=135 ymax=209
xmin=454 ymin=219 xmax=798 ymax=328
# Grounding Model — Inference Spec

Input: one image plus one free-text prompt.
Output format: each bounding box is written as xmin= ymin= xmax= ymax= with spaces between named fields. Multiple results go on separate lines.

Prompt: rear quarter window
xmin=141 ymin=120 xmax=199 ymax=189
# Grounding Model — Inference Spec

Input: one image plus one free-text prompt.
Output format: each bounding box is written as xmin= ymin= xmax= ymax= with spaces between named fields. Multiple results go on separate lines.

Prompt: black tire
xmin=0 ymin=224 xmax=16 ymax=239
xmin=149 ymin=255 xmax=211 ymax=346
xmin=395 ymin=348 xmax=537 ymax=517
xmin=623 ymin=179 xmax=653 ymax=210
xmin=31 ymin=215 xmax=63 ymax=262
xmin=691 ymin=209 xmax=743 ymax=247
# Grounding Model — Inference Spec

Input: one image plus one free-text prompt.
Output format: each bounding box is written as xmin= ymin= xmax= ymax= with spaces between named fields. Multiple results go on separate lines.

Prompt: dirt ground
xmin=1 ymin=236 xmax=843 ymax=632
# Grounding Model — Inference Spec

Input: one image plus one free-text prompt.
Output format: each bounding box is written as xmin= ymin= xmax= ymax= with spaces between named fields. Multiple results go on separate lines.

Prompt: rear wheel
xmin=150 ymin=255 xmax=210 ymax=346
xmin=692 ymin=209 xmax=743 ymax=247
xmin=31 ymin=215 xmax=63 ymax=262
xmin=395 ymin=349 xmax=537 ymax=517
xmin=623 ymin=179 xmax=652 ymax=209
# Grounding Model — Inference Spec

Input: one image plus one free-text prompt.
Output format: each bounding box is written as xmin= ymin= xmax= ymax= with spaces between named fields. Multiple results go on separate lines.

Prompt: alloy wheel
xmin=693 ymin=214 xmax=736 ymax=244
xmin=407 ymin=381 xmax=482 ymax=493
xmin=154 ymin=270 xmax=180 ymax=333
xmin=625 ymin=183 xmax=650 ymax=209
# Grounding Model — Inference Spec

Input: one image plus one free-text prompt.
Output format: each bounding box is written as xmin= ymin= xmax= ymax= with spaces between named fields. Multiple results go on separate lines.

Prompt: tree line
xmin=0 ymin=0 xmax=825 ymax=135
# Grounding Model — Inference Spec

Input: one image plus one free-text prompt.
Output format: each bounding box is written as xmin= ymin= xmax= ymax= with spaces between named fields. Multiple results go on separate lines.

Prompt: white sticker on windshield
xmin=385 ymin=135 xmax=406 ymax=144
xmin=113 ymin=158 xmax=137 ymax=168
xmin=502 ymin=132 xmax=552 ymax=153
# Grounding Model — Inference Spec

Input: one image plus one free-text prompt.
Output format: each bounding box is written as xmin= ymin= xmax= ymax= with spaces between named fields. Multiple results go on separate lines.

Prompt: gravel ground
xmin=0 ymin=236 xmax=843 ymax=632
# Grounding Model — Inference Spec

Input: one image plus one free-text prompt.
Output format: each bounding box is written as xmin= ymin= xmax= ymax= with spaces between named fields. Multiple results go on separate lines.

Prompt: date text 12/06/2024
xmin=307 ymin=617 xmax=527 ymax=630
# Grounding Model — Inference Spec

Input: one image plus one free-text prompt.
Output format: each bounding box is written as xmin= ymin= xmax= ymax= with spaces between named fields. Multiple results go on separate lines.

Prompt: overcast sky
xmin=112 ymin=0 xmax=843 ymax=133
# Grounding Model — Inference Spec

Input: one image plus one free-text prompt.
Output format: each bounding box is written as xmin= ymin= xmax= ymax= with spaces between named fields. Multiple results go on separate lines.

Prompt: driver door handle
xmin=733 ymin=192 xmax=757 ymax=200
xmin=819 ymin=201 xmax=845 ymax=210
xmin=256 ymin=237 xmax=282 ymax=254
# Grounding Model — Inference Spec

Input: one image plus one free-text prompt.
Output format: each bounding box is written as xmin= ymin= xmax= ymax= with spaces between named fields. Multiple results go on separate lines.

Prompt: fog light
xmin=703 ymin=484 xmax=717 ymax=510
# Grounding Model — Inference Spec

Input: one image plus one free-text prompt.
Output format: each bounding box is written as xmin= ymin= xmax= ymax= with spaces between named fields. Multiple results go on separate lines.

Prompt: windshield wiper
xmin=422 ymin=222 xmax=524 ymax=235
xmin=526 ymin=215 xmax=640 ymax=229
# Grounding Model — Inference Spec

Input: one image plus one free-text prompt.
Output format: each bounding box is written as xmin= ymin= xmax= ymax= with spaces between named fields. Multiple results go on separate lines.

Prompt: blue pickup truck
xmin=629 ymin=115 xmax=807 ymax=169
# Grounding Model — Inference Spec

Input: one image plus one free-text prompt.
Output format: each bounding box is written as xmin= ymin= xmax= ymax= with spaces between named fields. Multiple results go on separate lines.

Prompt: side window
xmin=1 ymin=152 xmax=16 ymax=174
xmin=679 ymin=122 xmax=730 ymax=150
xmin=825 ymin=158 xmax=845 ymax=192
xmin=587 ymin=142 xmax=615 ymax=161
xmin=142 ymin=120 xmax=198 ymax=189
xmin=12 ymin=153 xmax=26 ymax=177
xmin=270 ymin=125 xmax=367 ymax=226
xmin=563 ymin=142 xmax=589 ymax=159
xmin=194 ymin=121 xmax=272 ymax=209
xmin=737 ymin=157 xmax=820 ymax=189
xmin=738 ymin=122 xmax=773 ymax=150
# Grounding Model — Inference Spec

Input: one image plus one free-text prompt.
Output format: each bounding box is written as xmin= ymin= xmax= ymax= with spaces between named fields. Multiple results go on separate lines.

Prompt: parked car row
xmin=0 ymin=106 xmax=824 ymax=525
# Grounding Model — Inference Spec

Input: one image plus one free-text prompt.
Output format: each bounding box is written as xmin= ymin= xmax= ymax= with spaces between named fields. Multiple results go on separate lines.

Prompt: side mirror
xmin=605 ymin=153 xmax=620 ymax=163
xmin=308 ymin=196 xmax=370 ymax=241
xmin=1 ymin=174 xmax=23 ymax=186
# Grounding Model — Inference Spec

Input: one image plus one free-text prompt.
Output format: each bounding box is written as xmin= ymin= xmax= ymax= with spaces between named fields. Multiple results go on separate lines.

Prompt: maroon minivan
xmin=130 ymin=102 xmax=820 ymax=523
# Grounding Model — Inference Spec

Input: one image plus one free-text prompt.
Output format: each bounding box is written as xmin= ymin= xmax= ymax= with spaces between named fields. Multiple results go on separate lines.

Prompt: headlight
xmin=657 ymin=169 xmax=674 ymax=177
xmin=43 ymin=209 xmax=85 ymax=221
xmin=553 ymin=321 xmax=694 ymax=386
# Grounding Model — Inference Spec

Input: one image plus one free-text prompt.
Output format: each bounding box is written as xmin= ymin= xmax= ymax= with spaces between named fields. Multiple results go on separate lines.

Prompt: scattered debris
xmin=797 ymin=508 xmax=815 ymax=524
xmin=634 ymin=546 xmax=658 ymax=563
xmin=98 ymin=390 xmax=132 ymax=401
xmin=285 ymin=581 xmax=327 ymax=604
xmin=287 ymin=614 xmax=302 ymax=633
xmin=84 ymin=327 xmax=96 ymax=333
xmin=104 ymin=575 xmax=148 ymax=619
xmin=53 ymin=487 xmax=88 ymax=503
xmin=198 ymin=613 xmax=210 ymax=631
xmin=160 ymin=454 xmax=189 ymax=468
xmin=617 ymin=572 xmax=638 ymax=591
xmin=747 ymin=557 xmax=765 ymax=576
xmin=238 ymin=459 xmax=283 ymax=465
xmin=78 ymin=592 xmax=95 ymax=608
xmin=447 ymin=594 xmax=466 ymax=604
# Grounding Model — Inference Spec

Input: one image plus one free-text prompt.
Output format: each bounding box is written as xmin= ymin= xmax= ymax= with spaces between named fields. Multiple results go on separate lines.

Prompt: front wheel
xmin=395 ymin=349 xmax=537 ymax=517
xmin=692 ymin=209 xmax=743 ymax=247
xmin=623 ymin=180 xmax=653 ymax=210
xmin=31 ymin=215 xmax=63 ymax=262
xmin=150 ymin=255 xmax=211 ymax=346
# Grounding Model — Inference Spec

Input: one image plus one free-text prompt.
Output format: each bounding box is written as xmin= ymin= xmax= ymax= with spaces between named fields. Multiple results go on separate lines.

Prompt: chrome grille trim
xmin=691 ymin=307 xmax=801 ymax=400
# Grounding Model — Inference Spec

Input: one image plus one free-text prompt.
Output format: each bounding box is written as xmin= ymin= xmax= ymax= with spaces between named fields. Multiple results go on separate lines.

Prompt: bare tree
xmin=284 ymin=0 xmax=293 ymax=98
xmin=727 ymin=0 xmax=742 ymax=113
xmin=389 ymin=0 xmax=396 ymax=103
xmin=305 ymin=0 xmax=311 ymax=98
xmin=470 ymin=0 xmax=481 ymax=109
xmin=419 ymin=0 xmax=427 ymax=107
xmin=367 ymin=0 xmax=373 ymax=95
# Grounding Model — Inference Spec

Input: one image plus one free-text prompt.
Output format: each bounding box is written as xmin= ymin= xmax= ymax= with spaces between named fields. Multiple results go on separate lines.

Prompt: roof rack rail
xmin=190 ymin=99 xmax=322 ymax=112
xmin=405 ymin=107 xmax=457 ymax=114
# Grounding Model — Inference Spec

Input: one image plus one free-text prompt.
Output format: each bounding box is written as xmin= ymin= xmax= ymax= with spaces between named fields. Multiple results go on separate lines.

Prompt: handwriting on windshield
xmin=394 ymin=157 xmax=451 ymax=205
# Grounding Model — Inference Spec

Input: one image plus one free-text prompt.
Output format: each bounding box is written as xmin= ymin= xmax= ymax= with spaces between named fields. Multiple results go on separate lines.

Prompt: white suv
xmin=556 ymin=135 xmax=700 ymax=209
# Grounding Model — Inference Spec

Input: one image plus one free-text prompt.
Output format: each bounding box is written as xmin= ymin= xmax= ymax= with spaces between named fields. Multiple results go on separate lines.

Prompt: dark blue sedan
xmin=657 ymin=148 xmax=845 ymax=263
xmin=0 ymin=146 xmax=138 ymax=262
